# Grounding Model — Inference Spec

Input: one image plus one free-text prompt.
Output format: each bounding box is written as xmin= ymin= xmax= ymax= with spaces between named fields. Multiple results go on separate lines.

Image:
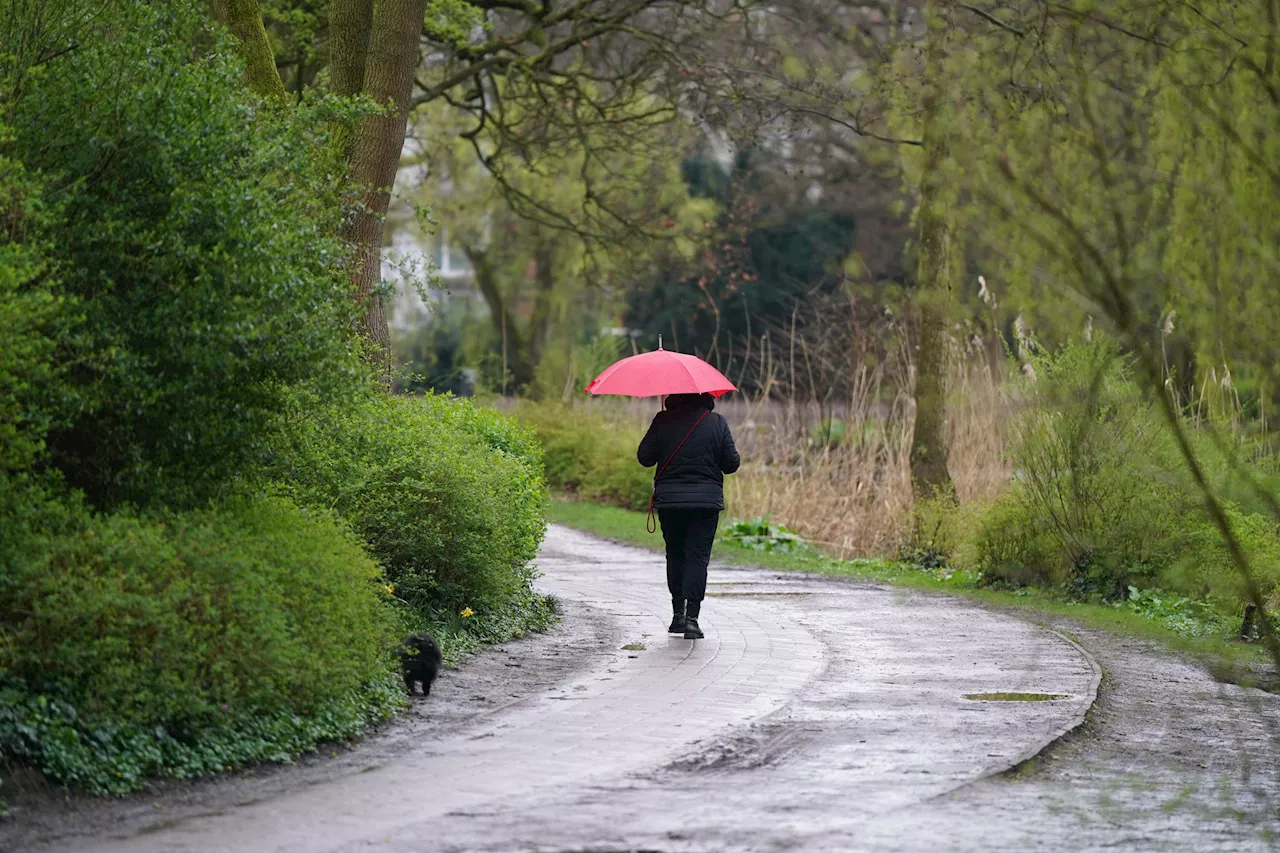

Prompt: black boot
xmin=668 ymin=598 xmax=686 ymax=634
xmin=683 ymin=600 xmax=704 ymax=640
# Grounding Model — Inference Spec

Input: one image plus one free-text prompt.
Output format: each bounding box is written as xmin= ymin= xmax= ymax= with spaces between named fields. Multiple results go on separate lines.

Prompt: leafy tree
xmin=213 ymin=0 xmax=740 ymax=371
xmin=406 ymin=97 xmax=715 ymax=395
xmin=623 ymin=149 xmax=859 ymax=390
xmin=935 ymin=0 xmax=1280 ymax=668
xmin=3 ymin=0 xmax=362 ymax=507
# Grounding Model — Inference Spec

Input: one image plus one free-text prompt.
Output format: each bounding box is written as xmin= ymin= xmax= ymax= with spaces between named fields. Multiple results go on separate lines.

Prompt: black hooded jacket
xmin=637 ymin=393 xmax=741 ymax=510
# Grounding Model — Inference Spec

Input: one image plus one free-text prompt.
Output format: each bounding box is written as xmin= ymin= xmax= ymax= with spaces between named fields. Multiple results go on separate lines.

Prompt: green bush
xmin=970 ymin=341 xmax=1184 ymax=597
xmin=1163 ymin=505 xmax=1280 ymax=609
xmin=516 ymin=402 xmax=653 ymax=510
xmin=968 ymin=340 xmax=1280 ymax=616
xmin=0 ymin=490 xmax=402 ymax=794
xmin=6 ymin=0 xmax=364 ymax=509
xmin=0 ymin=1 xmax=561 ymax=806
xmin=272 ymin=393 xmax=551 ymax=633
xmin=0 ymin=147 xmax=74 ymax=480
xmin=967 ymin=491 xmax=1062 ymax=585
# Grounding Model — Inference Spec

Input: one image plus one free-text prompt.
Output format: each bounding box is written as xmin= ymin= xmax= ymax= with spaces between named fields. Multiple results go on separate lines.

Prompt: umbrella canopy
xmin=584 ymin=347 xmax=736 ymax=398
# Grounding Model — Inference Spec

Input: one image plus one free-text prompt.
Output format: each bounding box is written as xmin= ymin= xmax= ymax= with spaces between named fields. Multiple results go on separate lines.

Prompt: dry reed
xmin=547 ymin=336 xmax=1013 ymax=560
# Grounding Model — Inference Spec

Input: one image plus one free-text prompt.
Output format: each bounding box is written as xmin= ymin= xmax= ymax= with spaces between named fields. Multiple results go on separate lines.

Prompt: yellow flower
xmin=460 ymin=607 xmax=474 ymax=618
xmin=384 ymin=584 xmax=395 ymax=596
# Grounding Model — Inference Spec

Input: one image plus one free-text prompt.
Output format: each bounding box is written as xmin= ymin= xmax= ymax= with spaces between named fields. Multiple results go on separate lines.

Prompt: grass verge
xmin=548 ymin=499 xmax=1276 ymax=690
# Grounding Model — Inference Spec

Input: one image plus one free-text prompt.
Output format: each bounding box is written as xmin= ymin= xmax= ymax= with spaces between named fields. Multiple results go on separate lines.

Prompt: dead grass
xmin=521 ymin=344 xmax=1013 ymax=561
xmin=721 ymin=358 xmax=1008 ymax=559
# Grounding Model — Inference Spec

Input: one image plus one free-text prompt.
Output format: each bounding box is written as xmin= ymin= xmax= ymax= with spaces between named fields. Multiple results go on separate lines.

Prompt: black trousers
xmin=657 ymin=509 xmax=720 ymax=603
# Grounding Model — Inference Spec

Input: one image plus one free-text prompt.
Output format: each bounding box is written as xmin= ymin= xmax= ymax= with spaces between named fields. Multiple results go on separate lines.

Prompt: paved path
xmin=62 ymin=526 xmax=1102 ymax=853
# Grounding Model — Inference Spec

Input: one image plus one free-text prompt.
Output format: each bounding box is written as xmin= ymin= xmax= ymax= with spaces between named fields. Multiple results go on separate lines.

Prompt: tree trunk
xmin=467 ymin=247 xmax=534 ymax=391
xmin=528 ymin=238 xmax=558 ymax=368
xmin=221 ymin=0 xmax=287 ymax=100
xmin=329 ymin=0 xmax=375 ymax=97
xmin=908 ymin=1 xmax=954 ymax=498
xmin=338 ymin=0 xmax=428 ymax=376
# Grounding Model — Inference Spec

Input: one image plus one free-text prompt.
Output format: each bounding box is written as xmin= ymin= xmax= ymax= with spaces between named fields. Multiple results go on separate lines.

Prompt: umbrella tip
xmin=658 ymin=334 xmax=663 ymax=351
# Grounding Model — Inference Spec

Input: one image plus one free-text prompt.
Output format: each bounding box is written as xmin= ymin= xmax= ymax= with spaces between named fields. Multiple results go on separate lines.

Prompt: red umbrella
xmin=584 ymin=345 xmax=736 ymax=398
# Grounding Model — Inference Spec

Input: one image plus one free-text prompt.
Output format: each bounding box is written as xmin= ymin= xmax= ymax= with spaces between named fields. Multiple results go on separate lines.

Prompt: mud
xmin=4 ymin=525 xmax=1278 ymax=853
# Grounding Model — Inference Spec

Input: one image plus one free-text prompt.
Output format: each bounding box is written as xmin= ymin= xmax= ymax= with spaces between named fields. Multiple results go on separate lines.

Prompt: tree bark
xmin=221 ymin=0 xmax=287 ymax=100
xmin=528 ymin=238 xmax=558 ymax=369
xmin=339 ymin=0 xmax=428 ymax=376
xmin=467 ymin=247 xmax=535 ymax=391
xmin=908 ymin=1 xmax=954 ymax=498
xmin=329 ymin=0 xmax=375 ymax=97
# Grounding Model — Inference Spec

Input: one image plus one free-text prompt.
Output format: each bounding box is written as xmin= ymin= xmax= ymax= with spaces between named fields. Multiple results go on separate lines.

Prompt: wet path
xmin=59 ymin=526 xmax=1102 ymax=853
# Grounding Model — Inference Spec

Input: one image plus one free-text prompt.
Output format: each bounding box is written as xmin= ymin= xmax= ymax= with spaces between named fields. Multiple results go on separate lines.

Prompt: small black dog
xmin=398 ymin=632 xmax=443 ymax=696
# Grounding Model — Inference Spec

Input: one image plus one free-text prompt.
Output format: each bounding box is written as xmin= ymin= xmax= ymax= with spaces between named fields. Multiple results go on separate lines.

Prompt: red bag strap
xmin=647 ymin=409 xmax=711 ymax=534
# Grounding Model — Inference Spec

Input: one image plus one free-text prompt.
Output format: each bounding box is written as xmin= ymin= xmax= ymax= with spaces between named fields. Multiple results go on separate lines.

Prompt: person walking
xmin=637 ymin=392 xmax=740 ymax=640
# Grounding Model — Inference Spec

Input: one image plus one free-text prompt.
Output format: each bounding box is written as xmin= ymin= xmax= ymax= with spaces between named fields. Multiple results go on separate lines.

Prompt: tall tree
xmin=332 ymin=0 xmax=429 ymax=370
xmin=906 ymin=0 xmax=953 ymax=496
xmin=943 ymin=0 xmax=1280 ymax=669
xmin=678 ymin=0 xmax=970 ymax=490
xmin=214 ymin=0 xmax=731 ymax=370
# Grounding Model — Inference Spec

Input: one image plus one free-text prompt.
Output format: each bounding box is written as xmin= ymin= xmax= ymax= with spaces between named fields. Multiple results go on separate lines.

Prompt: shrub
xmin=1163 ymin=505 xmax=1280 ymax=610
xmin=6 ymin=0 xmax=364 ymax=509
xmin=901 ymin=492 xmax=963 ymax=570
xmin=967 ymin=491 xmax=1062 ymax=585
xmin=271 ymin=393 xmax=550 ymax=632
xmin=0 ymin=147 xmax=75 ymax=480
xmin=516 ymin=402 xmax=653 ymax=510
xmin=0 ymin=490 xmax=402 ymax=794
xmin=968 ymin=340 xmax=1280 ymax=614
xmin=967 ymin=341 xmax=1184 ymax=597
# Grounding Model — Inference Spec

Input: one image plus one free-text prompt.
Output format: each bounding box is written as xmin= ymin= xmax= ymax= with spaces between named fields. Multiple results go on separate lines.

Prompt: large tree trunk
xmin=337 ymin=0 xmax=428 ymax=375
xmin=329 ymin=0 xmax=374 ymax=98
xmin=221 ymin=0 xmax=287 ymax=100
xmin=908 ymin=1 xmax=954 ymax=498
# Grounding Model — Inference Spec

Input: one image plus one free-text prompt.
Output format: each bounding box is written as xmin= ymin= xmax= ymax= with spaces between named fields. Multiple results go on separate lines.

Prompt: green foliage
xmin=272 ymin=393 xmax=550 ymax=629
xmin=900 ymin=492 xmax=961 ymax=570
xmin=966 ymin=492 xmax=1060 ymax=587
xmin=0 ymin=489 xmax=402 ymax=794
xmin=723 ymin=518 xmax=811 ymax=554
xmin=807 ymin=418 xmax=847 ymax=449
xmin=971 ymin=342 xmax=1183 ymax=596
xmin=7 ymin=0 xmax=364 ymax=508
xmin=0 ymin=680 xmax=404 ymax=797
xmin=0 ymin=0 xmax=561 ymax=805
xmin=0 ymin=151 xmax=71 ymax=478
xmin=966 ymin=341 xmax=1280 ymax=624
xmin=1120 ymin=587 xmax=1236 ymax=641
xmin=1163 ymin=505 xmax=1280 ymax=610
xmin=516 ymin=402 xmax=654 ymax=510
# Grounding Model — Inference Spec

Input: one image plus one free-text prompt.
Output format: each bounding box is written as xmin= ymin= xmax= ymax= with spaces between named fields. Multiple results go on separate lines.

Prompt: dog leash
xmin=647 ymin=409 xmax=711 ymax=534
